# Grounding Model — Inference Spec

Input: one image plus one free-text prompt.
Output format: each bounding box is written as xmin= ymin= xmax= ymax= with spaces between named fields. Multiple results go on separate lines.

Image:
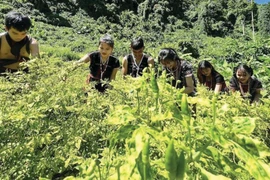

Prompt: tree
xmin=196 ymin=1 xmax=232 ymax=37
xmin=258 ymin=3 xmax=270 ymax=37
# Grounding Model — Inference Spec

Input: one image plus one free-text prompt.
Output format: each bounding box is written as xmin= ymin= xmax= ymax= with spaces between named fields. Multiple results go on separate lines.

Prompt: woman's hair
xmin=197 ymin=60 xmax=218 ymax=84
xmin=131 ymin=37 xmax=144 ymax=50
xmin=198 ymin=60 xmax=213 ymax=69
xmin=99 ymin=34 xmax=114 ymax=48
xmin=233 ymin=64 xmax=253 ymax=78
xmin=158 ymin=48 xmax=179 ymax=63
xmin=5 ymin=11 xmax=32 ymax=31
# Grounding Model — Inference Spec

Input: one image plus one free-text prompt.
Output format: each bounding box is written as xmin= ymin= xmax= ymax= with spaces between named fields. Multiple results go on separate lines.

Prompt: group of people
xmin=0 ymin=11 xmax=263 ymax=103
xmin=197 ymin=60 xmax=262 ymax=103
xmin=73 ymin=34 xmax=262 ymax=103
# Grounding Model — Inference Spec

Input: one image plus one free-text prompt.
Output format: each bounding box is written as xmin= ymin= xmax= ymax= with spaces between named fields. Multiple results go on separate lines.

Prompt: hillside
xmin=0 ymin=1 xmax=270 ymax=179
xmin=1 ymin=0 xmax=269 ymax=92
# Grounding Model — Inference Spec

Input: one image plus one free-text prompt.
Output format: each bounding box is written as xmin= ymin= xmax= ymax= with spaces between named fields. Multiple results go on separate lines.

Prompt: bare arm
xmin=148 ymin=57 xmax=155 ymax=68
xmin=183 ymin=76 xmax=194 ymax=94
xmin=110 ymin=68 xmax=119 ymax=80
xmin=30 ymin=38 xmax=40 ymax=58
xmin=122 ymin=56 xmax=128 ymax=76
xmin=74 ymin=54 xmax=91 ymax=65
xmin=214 ymin=83 xmax=223 ymax=94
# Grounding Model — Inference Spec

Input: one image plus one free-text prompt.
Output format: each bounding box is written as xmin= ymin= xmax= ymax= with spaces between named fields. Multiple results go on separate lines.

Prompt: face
xmin=131 ymin=47 xmax=144 ymax=60
xmin=98 ymin=42 xmax=113 ymax=59
xmin=201 ymin=67 xmax=212 ymax=77
xmin=160 ymin=59 xmax=176 ymax=69
xmin=6 ymin=26 xmax=28 ymax=42
xmin=236 ymin=69 xmax=251 ymax=84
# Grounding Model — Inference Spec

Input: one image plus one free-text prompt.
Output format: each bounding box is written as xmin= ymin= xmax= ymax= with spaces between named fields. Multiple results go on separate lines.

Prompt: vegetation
xmin=0 ymin=0 xmax=270 ymax=179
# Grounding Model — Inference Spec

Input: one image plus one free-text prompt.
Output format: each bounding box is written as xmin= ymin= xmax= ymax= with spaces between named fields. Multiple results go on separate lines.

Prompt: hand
xmin=73 ymin=61 xmax=80 ymax=66
xmin=72 ymin=61 xmax=82 ymax=70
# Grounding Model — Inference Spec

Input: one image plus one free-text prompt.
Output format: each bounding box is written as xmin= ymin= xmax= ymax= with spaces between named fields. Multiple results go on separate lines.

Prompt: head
xmin=198 ymin=60 xmax=214 ymax=77
xmin=5 ymin=11 xmax=32 ymax=42
xmin=233 ymin=64 xmax=253 ymax=84
xmin=98 ymin=34 xmax=114 ymax=59
xmin=130 ymin=37 xmax=144 ymax=59
xmin=158 ymin=48 xmax=179 ymax=69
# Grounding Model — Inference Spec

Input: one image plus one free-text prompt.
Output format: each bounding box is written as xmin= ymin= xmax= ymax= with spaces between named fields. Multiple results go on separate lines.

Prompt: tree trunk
xmin=250 ymin=0 xmax=256 ymax=42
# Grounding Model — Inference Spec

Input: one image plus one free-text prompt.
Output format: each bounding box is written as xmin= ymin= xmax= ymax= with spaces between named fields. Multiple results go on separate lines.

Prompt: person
xmin=229 ymin=64 xmax=262 ymax=103
xmin=197 ymin=60 xmax=228 ymax=94
xmin=122 ymin=37 xmax=154 ymax=77
xmin=74 ymin=34 xmax=120 ymax=92
xmin=0 ymin=11 xmax=40 ymax=73
xmin=158 ymin=48 xmax=196 ymax=96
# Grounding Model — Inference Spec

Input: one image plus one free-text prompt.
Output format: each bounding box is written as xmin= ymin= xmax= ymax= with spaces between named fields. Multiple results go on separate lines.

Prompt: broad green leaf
xmin=231 ymin=117 xmax=256 ymax=135
xmin=209 ymin=127 xmax=232 ymax=148
xmin=233 ymin=134 xmax=270 ymax=158
xmin=132 ymin=127 xmax=149 ymax=155
xmin=204 ymin=146 xmax=242 ymax=173
xmin=196 ymin=163 xmax=231 ymax=180
xmin=233 ymin=142 xmax=270 ymax=180
xmin=135 ymin=132 xmax=144 ymax=154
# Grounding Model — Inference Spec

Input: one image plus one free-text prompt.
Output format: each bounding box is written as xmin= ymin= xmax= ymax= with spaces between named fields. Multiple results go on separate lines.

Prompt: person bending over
xmin=74 ymin=34 xmax=120 ymax=93
xmin=229 ymin=64 xmax=262 ymax=103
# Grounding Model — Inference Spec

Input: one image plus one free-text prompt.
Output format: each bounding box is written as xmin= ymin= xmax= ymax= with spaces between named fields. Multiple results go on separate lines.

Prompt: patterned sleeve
xmin=181 ymin=61 xmax=193 ymax=77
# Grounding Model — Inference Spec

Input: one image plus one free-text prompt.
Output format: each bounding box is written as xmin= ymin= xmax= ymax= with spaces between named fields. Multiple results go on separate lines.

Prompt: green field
xmin=0 ymin=1 xmax=270 ymax=179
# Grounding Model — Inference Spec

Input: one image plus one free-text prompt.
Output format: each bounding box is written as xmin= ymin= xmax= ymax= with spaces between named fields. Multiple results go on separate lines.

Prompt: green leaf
xmin=197 ymin=163 xmax=231 ymax=180
xmin=165 ymin=140 xmax=178 ymax=180
xmin=209 ymin=127 xmax=232 ymax=148
xmin=233 ymin=142 xmax=270 ymax=180
xmin=106 ymin=105 xmax=136 ymax=125
xmin=75 ymin=138 xmax=82 ymax=150
xmin=204 ymin=146 xmax=242 ymax=173
xmin=176 ymin=151 xmax=186 ymax=180
xmin=135 ymin=131 xmax=144 ymax=155
xmin=231 ymin=117 xmax=256 ymax=135
xmin=109 ymin=124 xmax=139 ymax=149
xmin=151 ymin=110 xmax=173 ymax=122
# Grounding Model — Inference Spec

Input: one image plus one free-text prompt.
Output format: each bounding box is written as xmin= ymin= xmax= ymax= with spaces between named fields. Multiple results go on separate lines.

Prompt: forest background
xmin=0 ymin=0 xmax=270 ymax=179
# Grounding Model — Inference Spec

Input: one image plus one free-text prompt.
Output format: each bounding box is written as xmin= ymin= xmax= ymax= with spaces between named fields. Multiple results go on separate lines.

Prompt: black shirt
xmin=229 ymin=76 xmax=262 ymax=101
xmin=165 ymin=60 xmax=197 ymax=96
xmin=126 ymin=54 xmax=150 ymax=77
xmin=88 ymin=51 xmax=120 ymax=81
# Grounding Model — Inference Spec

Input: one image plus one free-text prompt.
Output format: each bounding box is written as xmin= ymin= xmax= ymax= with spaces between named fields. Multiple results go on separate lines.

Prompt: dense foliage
xmin=0 ymin=0 xmax=270 ymax=179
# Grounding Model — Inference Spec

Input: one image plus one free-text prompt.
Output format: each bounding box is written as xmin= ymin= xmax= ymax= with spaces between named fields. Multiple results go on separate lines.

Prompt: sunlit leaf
xmin=197 ymin=163 xmax=231 ymax=180
xmin=231 ymin=117 xmax=256 ymax=135
xmin=233 ymin=142 xmax=270 ymax=180
xmin=209 ymin=127 xmax=232 ymax=148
